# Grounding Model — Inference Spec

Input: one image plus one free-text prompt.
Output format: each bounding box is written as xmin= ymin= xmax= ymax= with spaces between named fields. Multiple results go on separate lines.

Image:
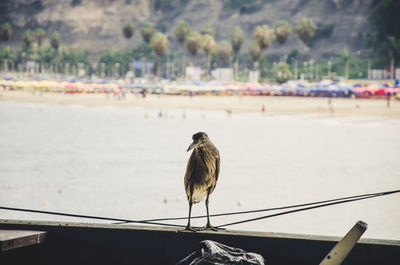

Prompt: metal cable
xmin=115 ymin=189 xmax=400 ymax=224
xmin=217 ymin=189 xmax=400 ymax=228
xmin=217 ymin=194 xmax=375 ymax=228
xmin=0 ymin=189 xmax=399 ymax=228
xmin=0 ymin=206 xmax=183 ymax=228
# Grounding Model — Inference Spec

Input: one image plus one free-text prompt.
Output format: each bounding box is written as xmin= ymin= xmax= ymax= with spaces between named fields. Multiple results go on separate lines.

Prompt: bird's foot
xmin=183 ymin=225 xmax=198 ymax=232
xmin=199 ymin=223 xmax=224 ymax=231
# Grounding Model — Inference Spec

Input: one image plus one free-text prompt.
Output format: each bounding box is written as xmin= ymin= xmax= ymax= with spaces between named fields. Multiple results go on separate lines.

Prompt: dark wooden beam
xmin=0 ymin=219 xmax=399 ymax=265
xmin=0 ymin=230 xmax=47 ymax=251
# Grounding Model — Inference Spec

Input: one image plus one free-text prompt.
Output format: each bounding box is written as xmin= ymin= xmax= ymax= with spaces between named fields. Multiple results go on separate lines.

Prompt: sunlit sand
xmin=1 ymin=90 xmax=400 ymax=118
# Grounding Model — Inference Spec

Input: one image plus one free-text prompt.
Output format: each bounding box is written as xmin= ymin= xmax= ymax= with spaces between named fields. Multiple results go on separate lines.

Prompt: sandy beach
xmin=1 ymin=90 xmax=400 ymax=118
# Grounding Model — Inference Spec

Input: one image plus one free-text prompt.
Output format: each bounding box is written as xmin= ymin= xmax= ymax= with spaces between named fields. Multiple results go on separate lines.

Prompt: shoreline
xmin=1 ymin=90 xmax=400 ymax=118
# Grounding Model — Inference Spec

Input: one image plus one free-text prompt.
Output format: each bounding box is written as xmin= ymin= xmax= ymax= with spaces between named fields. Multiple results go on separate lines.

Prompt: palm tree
xmin=230 ymin=26 xmax=244 ymax=79
xmin=51 ymin=32 xmax=60 ymax=50
xmin=150 ymin=32 xmax=168 ymax=79
xmin=253 ymin=25 xmax=275 ymax=50
xmin=0 ymin=23 xmax=12 ymax=43
xmin=274 ymin=20 xmax=292 ymax=45
xmin=295 ymin=18 xmax=317 ymax=44
xmin=34 ymin=28 xmax=46 ymax=47
xmin=202 ymin=35 xmax=216 ymax=57
xmin=48 ymin=32 xmax=60 ymax=73
xmin=200 ymin=22 xmax=216 ymax=36
xmin=249 ymin=41 xmax=262 ymax=70
xmin=231 ymin=26 xmax=244 ymax=55
xmin=32 ymin=28 xmax=46 ymax=73
xmin=0 ymin=22 xmax=13 ymax=72
xmin=201 ymin=34 xmax=216 ymax=79
xmin=216 ymin=41 xmax=232 ymax=66
xmin=185 ymin=31 xmax=202 ymax=57
xmin=122 ymin=21 xmax=135 ymax=39
xmin=174 ymin=21 xmax=191 ymax=77
xmin=22 ymin=30 xmax=35 ymax=49
xmin=253 ymin=25 xmax=274 ymax=77
xmin=174 ymin=21 xmax=190 ymax=45
xmin=140 ymin=23 xmax=156 ymax=43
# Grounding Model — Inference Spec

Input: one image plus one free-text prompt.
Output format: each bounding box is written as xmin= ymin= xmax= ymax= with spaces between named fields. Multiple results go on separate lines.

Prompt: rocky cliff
xmin=1 ymin=0 xmax=375 ymax=60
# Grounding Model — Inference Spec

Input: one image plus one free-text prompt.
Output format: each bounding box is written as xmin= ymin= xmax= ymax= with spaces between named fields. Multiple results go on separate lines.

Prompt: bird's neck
xmin=195 ymin=144 xmax=214 ymax=156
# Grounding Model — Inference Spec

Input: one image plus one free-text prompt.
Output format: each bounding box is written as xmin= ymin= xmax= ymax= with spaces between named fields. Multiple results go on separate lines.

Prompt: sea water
xmin=0 ymin=101 xmax=399 ymax=240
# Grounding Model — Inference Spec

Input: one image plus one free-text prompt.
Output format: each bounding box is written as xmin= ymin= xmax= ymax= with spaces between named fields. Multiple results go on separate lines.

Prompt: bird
xmin=184 ymin=132 xmax=220 ymax=231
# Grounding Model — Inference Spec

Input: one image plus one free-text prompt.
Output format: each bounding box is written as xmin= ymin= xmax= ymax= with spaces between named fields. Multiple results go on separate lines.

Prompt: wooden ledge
xmin=0 ymin=230 xmax=47 ymax=251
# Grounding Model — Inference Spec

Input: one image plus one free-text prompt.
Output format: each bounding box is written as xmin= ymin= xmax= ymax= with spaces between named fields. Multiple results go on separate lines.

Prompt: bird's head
xmin=187 ymin=132 xmax=209 ymax=152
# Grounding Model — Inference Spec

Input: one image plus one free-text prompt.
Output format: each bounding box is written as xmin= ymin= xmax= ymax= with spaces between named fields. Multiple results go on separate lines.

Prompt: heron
xmin=184 ymin=132 xmax=220 ymax=231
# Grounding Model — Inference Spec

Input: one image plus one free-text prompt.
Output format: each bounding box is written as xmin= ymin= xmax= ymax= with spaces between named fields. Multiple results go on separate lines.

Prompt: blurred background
xmin=0 ymin=0 xmax=399 ymax=82
xmin=0 ymin=0 xmax=399 ymax=241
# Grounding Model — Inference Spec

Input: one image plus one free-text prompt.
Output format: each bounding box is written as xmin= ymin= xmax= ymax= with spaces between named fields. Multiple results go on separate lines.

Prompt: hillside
xmin=1 ymin=0 xmax=375 ymax=61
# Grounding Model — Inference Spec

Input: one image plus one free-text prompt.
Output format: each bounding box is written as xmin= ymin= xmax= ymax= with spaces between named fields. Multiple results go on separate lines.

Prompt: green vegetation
xmin=295 ymin=18 xmax=317 ymax=44
xmin=202 ymin=34 xmax=216 ymax=57
xmin=316 ymin=22 xmax=334 ymax=39
xmin=369 ymin=0 xmax=400 ymax=72
xmin=230 ymin=26 xmax=244 ymax=54
xmin=140 ymin=23 xmax=156 ymax=43
xmin=274 ymin=62 xmax=292 ymax=83
xmin=0 ymin=23 xmax=13 ymax=72
xmin=185 ymin=31 xmax=202 ymax=56
xmin=215 ymin=41 xmax=232 ymax=66
xmin=369 ymin=0 xmax=400 ymax=42
xmin=150 ymin=32 xmax=168 ymax=78
xmin=307 ymin=22 xmax=334 ymax=47
xmin=122 ymin=22 xmax=135 ymax=39
xmin=202 ymin=34 xmax=216 ymax=77
xmin=50 ymin=32 xmax=60 ymax=50
xmin=0 ymin=15 xmax=380 ymax=82
xmin=248 ymin=41 xmax=261 ymax=69
xmin=150 ymin=33 xmax=168 ymax=58
xmin=38 ymin=44 xmax=57 ymax=70
xmin=0 ymin=23 xmax=12 ymax=42
xmin=338 ymin=48 xmax=350 ymax=78
xmin=253 ymin=25 xmax=275 ymax=50
xmin=22 ymin=30 xmax=35 ymax=49
xmin=131 ymin=42 xmax=153 ymax=60
xmin=0 ymin=45 xmax=13 ymax=71
xmin=286 ymin=49 xmax=299 ymax=65
xmin=200 ymin=23 xmax=216 ymax=36
xmin=34 ymin=28 xmax=46 ymax=47
xmin=98 ymin=49 xmax=127 ymax=77
xmin=174 ymin=21 xmax=191 ymax=45
xmin=274 ymin=20 xmax=291 ymax=45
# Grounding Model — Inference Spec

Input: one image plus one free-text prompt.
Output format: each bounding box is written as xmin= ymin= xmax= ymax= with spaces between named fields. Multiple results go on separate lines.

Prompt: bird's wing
xmin=215 ymin=155 xmax=220 ymax=182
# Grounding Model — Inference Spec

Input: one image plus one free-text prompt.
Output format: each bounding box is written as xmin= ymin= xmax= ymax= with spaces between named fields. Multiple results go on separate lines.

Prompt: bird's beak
xmin=187 ymin=141 xmax=196 ymax=152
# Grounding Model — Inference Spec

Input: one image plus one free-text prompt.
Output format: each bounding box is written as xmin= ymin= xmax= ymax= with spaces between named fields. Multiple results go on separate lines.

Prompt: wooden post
xmin=320 ymin=221 xmax=367 ymax=265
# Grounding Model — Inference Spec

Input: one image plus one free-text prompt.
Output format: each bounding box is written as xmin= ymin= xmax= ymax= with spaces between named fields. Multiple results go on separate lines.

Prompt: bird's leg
xmin=185 ymin=198 xmax=197 ymax=232
xmin=202 ymin=192 xmax=218 ymax=231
